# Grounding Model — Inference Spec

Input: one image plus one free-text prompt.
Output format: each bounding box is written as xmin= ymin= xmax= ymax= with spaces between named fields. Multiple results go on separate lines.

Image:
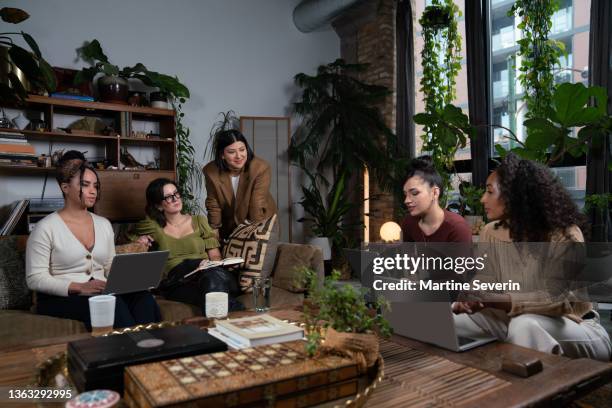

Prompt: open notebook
xmin=183 ymin=257 xmax=244 ymax=278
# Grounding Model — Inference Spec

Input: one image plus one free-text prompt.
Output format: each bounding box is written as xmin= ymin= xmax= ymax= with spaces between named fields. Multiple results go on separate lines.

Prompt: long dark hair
xmin=494 ymin=153 xmax=587 ymax=241
xmin=404 ymin=155 xmax=444 ymax=197
xmin=212 ymin=129 xmax=254 ymax=172
xmin=55 ymin=150 xmax=100 ymax=204
xmin=145 ymin=178 xmax=177 ymax=227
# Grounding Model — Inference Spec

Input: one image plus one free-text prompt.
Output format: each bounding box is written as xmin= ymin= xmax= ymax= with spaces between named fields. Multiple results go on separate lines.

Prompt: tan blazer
xmin=203 ymin=156 xmax=277 ymax=240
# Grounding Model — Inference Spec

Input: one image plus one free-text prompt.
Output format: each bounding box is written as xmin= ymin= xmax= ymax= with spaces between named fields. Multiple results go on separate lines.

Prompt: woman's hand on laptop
xmin=136 ymin=235 xmax=154 ymax=248
xmin=452 ymin=301 xmax=484 ymax=315
xmin=69 ymin=279 xmax=106 ymax=295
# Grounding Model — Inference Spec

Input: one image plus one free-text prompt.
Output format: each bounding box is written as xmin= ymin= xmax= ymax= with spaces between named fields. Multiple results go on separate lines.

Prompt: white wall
xmin=0 ymin=0 xmax=340 ymax=241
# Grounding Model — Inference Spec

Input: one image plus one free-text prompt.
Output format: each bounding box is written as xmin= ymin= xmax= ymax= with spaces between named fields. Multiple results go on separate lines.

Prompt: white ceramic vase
xmin=308 ymin=237 xmax=331 ymax=260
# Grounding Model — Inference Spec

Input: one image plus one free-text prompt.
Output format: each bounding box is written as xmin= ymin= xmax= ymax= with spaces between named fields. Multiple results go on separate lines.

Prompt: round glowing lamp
xmin=380 ymin=221 xmax=402 ymax=242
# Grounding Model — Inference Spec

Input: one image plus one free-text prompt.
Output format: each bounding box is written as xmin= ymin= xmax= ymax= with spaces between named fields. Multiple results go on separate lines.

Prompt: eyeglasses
xmin=163 ymin=191 xmax=181 ymax=203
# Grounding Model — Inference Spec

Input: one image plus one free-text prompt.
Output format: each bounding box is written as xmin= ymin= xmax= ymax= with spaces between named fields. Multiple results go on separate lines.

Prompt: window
xmin=487 ymin=0 xmax=590 ymax=204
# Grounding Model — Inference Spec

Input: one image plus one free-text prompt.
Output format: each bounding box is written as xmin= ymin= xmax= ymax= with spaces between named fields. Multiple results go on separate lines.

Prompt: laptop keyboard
xmin=457 ymin=335 xmax=477 ymax=346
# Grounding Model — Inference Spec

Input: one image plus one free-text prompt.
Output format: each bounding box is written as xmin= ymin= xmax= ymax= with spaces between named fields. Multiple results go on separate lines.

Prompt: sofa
xmin=0 ymin=235 xmax=323 ymax=348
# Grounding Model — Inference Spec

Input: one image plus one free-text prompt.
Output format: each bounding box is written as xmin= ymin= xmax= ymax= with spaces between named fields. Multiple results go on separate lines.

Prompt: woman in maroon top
xmin=400 ymin=156 xmax=471 ymax=243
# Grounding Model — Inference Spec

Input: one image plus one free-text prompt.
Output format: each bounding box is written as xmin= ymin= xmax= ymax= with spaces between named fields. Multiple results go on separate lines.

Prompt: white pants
xmin=454 ymin=308 xmax=612 ymax=362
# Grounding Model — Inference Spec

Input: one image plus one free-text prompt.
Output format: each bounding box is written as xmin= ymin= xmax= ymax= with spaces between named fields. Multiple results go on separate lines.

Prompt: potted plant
xmin=0 ymin=6 xmax=56 ymax=104
xmin=298 ymin=268 xmax=391 ymax=370
xmin=447 ymin=181 xmax=486 ymax=235
xmin=75 ymin=39 xmax=189 ymax=104
xmin=297 ymin=170 xmax=359 ymax=260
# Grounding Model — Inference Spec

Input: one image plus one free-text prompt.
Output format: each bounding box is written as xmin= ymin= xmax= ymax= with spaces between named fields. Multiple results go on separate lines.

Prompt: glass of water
xmin=252 ymin=277 xmax=272 ymax=313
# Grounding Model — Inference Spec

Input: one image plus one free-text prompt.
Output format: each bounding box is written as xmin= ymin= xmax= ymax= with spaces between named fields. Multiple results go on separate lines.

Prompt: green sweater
xmin=133 ymin=215 xmax=220 ymax=278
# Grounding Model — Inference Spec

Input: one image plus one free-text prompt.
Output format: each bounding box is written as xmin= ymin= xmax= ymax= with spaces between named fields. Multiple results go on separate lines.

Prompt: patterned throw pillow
xmin=223 ymin=214 xmax=277 ymax=292
xmin=0 ymin=236 xmax=31 ymax=310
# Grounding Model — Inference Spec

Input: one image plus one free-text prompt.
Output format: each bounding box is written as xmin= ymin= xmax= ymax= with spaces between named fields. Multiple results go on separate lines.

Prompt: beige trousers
xmin=454 ymin=308 xmax=612 ymax=362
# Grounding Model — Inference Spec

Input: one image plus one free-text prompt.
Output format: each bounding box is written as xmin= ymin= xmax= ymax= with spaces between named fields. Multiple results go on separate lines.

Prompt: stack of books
xmin=0 ymin=131 xmax=37 ymax=167
xmin=208 ymin=314 xmax=304 ymax=349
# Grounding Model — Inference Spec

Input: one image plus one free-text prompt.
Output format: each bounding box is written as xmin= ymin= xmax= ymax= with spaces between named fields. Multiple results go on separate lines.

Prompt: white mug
xmin=205 ymin=292 xmax=228 ymax=319
xmin=88 ymin=295 xmax=116 ymax=335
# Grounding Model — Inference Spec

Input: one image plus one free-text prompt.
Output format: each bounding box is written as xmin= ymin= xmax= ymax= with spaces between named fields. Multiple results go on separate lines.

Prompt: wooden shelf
xmin=25 ymin=95 xmax=175 ymax=117
xmin=0 ymin=166 xmax=176 ymax=174
xmin=120 ymin=137 xmax=175 ymax=145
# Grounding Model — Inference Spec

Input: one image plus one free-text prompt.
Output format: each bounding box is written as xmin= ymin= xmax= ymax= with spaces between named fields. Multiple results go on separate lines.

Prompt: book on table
xmin=183 ymin=257 xmax=244 ymax=278
xmin=212 ymin=314 xmax=304 ymax=348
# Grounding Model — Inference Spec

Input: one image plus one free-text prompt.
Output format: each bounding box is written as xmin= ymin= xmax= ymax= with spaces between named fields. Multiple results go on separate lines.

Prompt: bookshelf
xmin=1 ymin=96 xmax=178 ymax=221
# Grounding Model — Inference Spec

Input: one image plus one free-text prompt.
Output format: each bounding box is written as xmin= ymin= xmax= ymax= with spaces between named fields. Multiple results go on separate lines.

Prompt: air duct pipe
xmin=293 ymin=0 xmax=364 ymax=33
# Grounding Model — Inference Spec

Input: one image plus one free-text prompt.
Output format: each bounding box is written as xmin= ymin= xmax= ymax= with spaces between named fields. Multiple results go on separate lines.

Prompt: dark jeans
xmin=37 ymin=291 xmax=161 ymax=331
xmin=161 ymin=259 xmax=244 ymax=315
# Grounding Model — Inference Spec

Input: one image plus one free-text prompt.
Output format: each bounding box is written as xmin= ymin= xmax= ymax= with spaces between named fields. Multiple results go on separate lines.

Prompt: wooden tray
xmin=36 ymin=321 xmax=384 ymax=408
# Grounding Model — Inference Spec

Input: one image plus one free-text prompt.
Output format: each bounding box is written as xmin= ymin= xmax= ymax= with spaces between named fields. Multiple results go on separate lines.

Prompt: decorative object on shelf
xmin=68 ymin=117 xmax=105 ymax=135
xmin=0 ymin=6 xmax=56 ymax=104
xmin=297 ymin=268 xmax=391 ymax=369
xmin=52 ymin=66 xmax=93 ymax=98
xmin=120 ymin=146 xmax=145 ymax=169
xmin=11 ymin=112 xmax=28 ymax=130
xmin=127 ymin=90 xmax=147 ymax=106
xmin=0 ymin=108 xmax=14 ymax=128
xmin=27 ymin=118 xmax=45 ymax=132
xmin=149 ymin=91 xmax=168 ymax=109
xmin=97 ymin=74 xmax=128 ymax=104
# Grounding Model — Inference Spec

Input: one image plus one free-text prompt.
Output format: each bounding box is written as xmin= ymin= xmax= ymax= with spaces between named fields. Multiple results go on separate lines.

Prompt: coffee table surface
xmin=0 ymin=305 xmax=610 ymax=408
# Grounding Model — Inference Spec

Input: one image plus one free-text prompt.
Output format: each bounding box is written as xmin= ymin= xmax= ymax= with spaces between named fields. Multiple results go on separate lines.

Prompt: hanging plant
xmin=509 ymin=0 xmax=565 ymax=121
xmin=417 ymin=0 xmax=464 ymax=204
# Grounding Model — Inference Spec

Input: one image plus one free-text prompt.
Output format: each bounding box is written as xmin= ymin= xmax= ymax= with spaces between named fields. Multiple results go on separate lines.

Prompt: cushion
xmin=0 ymin=236 xmax=31 ymax=310
xmin=223 ymin=214 xmax=277 ymax=292
xmin=272 ymin=243 xmax=323 ymax=293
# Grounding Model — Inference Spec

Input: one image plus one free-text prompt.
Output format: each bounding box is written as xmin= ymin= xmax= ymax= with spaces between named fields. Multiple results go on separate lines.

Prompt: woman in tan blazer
xmin=203 ymin=129 xmax=277 ymax=241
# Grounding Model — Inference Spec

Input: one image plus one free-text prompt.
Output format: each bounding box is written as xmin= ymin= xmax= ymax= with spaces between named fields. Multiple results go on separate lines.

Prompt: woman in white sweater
xmin=26 ymin=151 xmax=160 ymax=329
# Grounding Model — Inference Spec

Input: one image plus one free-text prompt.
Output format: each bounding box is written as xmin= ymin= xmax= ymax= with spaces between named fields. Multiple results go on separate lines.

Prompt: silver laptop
xmin=386 ymin=299 xmax=496 ymax=351
xmin=102 ymin=251 xmax=169 ymax=295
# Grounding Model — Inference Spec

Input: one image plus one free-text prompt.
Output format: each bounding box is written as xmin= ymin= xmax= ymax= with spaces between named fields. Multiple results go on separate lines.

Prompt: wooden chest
xmin=124 ymin=340 xmax=359 ymax=407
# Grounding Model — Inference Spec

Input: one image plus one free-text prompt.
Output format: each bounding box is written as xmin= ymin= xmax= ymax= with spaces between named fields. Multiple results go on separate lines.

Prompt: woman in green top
xmin=134 ymin=178 xmax=243 ymax=313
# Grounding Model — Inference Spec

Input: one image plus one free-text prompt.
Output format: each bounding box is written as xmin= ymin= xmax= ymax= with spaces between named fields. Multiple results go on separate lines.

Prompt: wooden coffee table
xmin=0 ymin=306 xmax=610 ymax=407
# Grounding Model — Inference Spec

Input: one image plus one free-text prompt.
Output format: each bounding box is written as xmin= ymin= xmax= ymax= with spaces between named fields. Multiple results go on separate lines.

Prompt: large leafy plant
xmin=0 ymin=7 xmax=56 ymax=103
xmin=290 ymin=59 xmax=405 ymax=193
xmin=496 ymin=82 xmax=612 ymax=169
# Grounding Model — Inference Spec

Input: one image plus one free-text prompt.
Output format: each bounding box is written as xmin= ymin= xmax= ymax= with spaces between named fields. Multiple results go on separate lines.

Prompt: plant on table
xmin=298 ymin=268 xmax=391 ymax=359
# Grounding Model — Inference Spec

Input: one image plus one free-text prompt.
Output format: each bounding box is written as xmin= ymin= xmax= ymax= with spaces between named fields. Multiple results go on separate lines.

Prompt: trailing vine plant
xmin=509 ymin=0 xmax=564 ymax=121
xmin=417 ymin=0 xmax=466 ymax=204
xmin=174 ymin=99 xmax=202 ymax=214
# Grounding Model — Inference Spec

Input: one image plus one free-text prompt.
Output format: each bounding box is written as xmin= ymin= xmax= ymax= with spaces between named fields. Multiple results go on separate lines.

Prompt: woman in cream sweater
xmin=453 ymin=153 xmax=611 ymax=361
xmin=26 ymin=151 xmax=160 ymax=329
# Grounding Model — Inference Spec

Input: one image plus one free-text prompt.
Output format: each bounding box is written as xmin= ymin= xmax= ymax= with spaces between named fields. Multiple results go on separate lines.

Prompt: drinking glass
xmin=251 ymin=277 xmax=271 ymax=313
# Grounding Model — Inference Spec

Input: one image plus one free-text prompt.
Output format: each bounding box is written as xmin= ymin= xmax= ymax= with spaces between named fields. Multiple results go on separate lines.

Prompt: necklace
xmin=166 ymin=216 xmax=187 ymax=228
